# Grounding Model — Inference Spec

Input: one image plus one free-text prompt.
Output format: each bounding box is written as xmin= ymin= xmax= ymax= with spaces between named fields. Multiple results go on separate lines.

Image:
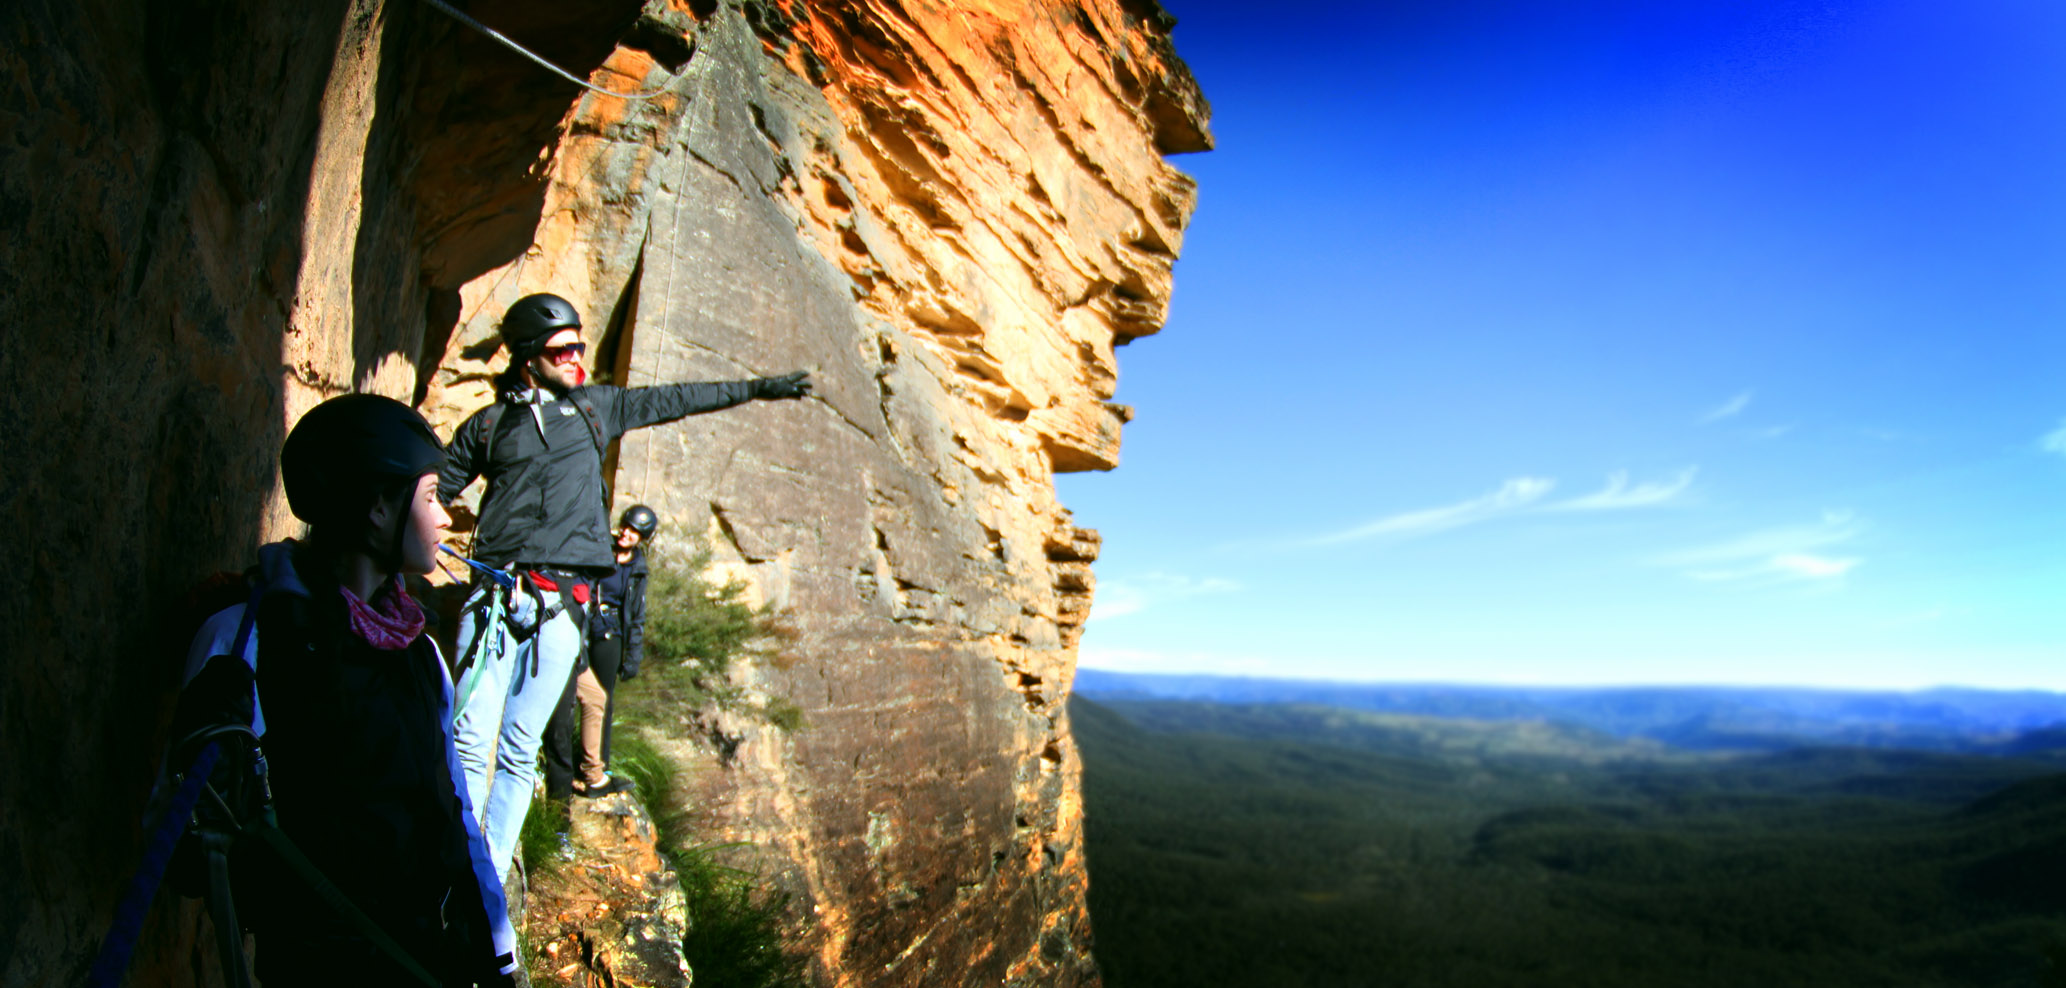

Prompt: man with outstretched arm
xmin=439 ymin=292 xmax=810 ymax=879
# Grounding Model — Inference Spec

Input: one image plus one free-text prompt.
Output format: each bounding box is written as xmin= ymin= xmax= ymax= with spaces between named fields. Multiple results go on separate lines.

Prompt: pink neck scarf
xmin=340 ymin=577 xmax=426 ymax=650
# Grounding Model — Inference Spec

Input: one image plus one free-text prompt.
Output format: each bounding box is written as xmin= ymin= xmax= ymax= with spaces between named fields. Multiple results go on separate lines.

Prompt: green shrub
xmin=673 ymin=844 xmax=814 ymax=988
xmin=517 ymin=790 xmax=570 ymax=879
xmin=605 ymin=539 xmax=814 ymax=987
xmin=610 ymin=730 xmax=689 ymax=852
xmin=613 ymin=722 xmax=812 ymax=988
xmin=616 ymin=538 xmax=802 ymax=732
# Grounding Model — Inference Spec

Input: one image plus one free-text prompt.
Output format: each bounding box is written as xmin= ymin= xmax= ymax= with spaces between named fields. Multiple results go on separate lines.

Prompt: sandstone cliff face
xmin=0 ymin=1 xmax=1205 ymax=984
xmin=424 ymin=3 xmax=1207 ymax=983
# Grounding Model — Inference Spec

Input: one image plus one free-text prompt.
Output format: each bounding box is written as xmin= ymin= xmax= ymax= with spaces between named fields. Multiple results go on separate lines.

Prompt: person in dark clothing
xmin=544 ymin=504 xmax=654 ymax=799
xmin=442 ymin=292 xmax=809 ymax=878
xmin=182 ymin=394 xmax=517 ymax=986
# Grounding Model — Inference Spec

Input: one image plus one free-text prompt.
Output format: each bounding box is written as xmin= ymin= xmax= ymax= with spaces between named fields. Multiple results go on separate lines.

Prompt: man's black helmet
xmin=621 ymin=504 xmax=659 ymax=540
xmin=500 ymin=293 xmax=582 ymax=360
xmin=282 ymin=394 xmax=446 ymax=527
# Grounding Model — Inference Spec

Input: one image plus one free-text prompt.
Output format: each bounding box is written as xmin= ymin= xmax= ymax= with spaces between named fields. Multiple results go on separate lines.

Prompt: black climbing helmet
xmin=620 ymin=504 xmax=659 ymax=540
xmin=282 ymin=394 xmax=446 ymax=528
xmin=500 ymin=292 xmax=582 ymax=360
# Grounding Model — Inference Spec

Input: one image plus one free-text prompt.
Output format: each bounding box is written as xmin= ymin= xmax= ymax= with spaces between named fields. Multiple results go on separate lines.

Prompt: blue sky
xmin=1059 ymin=0 xmax=2066 ymax=689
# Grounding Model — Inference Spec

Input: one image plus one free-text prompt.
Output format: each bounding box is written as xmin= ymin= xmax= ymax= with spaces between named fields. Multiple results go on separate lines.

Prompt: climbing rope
xmin=420 ymin=0 xmax=670 ymax=100
xmin=637 ymin=69 xmax=704 ymax=492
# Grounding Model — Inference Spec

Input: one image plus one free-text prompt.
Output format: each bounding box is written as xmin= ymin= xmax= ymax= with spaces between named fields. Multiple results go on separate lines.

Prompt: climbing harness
xmin=446 ymin=546 xmax=518 ymax=719
xmin=420 ymin=0 xmax=669 ymax=100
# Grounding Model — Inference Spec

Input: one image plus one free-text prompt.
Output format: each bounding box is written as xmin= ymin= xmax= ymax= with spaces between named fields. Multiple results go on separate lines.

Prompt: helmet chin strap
xmin=358 ymin=520 xmax=405 ymax=587
xmin=521 ymin=359 xmax=583 ymax=395
xmin=363 ymin=487 xmax=419 ymax=583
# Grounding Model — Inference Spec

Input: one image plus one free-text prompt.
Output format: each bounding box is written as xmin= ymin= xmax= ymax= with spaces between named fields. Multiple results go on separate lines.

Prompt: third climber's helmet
xmin=620 ymin=504 xmax=659 ymax=541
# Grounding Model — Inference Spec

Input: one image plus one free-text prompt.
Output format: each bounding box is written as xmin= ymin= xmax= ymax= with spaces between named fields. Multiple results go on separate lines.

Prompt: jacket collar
xmin=500 ymin=383 xmax=560 ymax=405
xmin=257 ymin=540 xmax=312 ymax=600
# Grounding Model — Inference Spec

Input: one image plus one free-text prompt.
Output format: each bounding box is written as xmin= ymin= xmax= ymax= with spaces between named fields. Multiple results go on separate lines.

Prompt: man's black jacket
xmin=439 ymin=381 xmax=754 ymax=574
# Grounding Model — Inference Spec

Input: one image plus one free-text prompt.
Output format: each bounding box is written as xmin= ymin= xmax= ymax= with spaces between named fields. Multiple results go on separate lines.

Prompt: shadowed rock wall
xmin=2 ymin=0 xmax=1204 ymax=984
xmin=1 ymin=0 xmax=638 ymax=982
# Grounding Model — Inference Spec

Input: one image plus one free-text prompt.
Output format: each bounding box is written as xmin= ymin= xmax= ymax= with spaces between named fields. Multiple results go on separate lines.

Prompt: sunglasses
xmin=541 ymin=342 xmax=587 ymax=363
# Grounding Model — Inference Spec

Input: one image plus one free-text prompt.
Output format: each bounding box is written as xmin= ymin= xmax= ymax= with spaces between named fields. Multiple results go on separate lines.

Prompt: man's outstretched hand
xmin=753 ymin=371 xmax=813 ymax=400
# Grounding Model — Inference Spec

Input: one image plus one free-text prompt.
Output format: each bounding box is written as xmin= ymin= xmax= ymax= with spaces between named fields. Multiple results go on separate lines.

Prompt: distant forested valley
xmin=1074 ymin=684 xmax=2066 ymax=988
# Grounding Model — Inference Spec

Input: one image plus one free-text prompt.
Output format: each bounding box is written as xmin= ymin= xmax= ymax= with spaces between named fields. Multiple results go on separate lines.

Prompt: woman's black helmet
xmin=620 ymin=504 xmax=659 ymax=540
xmin=282 ymin=394 xmax=446 ymax=527
xmin=500 ymin=293 xmax=582 ymax=361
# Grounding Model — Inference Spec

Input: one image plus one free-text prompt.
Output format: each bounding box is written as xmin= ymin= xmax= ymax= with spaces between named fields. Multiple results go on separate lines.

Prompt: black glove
xmin=752 ymin=371 xmax=812 ymax=400
xmin=618 ymin=666 xmax=637 ymax=682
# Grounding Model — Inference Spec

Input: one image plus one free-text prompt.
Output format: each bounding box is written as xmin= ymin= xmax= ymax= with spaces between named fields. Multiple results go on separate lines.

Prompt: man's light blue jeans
xmin=453 ymin=584 xmax=583 ymax=880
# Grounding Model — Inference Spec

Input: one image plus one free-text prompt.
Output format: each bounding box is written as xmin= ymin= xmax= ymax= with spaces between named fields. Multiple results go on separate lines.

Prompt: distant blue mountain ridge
xmin=1074 ymin=669 xmax=2066 ymax=754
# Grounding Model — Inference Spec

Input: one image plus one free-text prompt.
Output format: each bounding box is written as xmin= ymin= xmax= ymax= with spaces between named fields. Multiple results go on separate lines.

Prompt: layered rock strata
xmin=0 ymin=0 xmax=1206 ymax=984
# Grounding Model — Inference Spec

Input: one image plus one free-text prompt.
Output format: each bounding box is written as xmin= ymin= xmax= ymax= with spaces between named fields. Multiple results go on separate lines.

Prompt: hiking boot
xmin=576 ymin=775 xmax=632 ymax=798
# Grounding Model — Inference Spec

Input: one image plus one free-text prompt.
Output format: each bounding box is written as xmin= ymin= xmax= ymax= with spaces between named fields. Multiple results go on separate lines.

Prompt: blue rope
xmin=86 ymin=743 xmax=222 ymax=988
xmin=91 ymin=582 xmax=261 ymax=986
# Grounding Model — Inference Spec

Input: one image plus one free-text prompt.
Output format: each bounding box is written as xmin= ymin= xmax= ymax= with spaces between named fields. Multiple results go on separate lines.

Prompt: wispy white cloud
xmin=1700 ymin=390 xmax=1754 ymax=424
xmin=2040 ymin=420 xmax=2066 ymax=457
xmin=1664 ymin=510 xmax=1861 ymax=564
xmin=1769 ymin=553 xmax=1859 ymax=579
xmin=1091 ymin=572 xmax=1239 ymax=622
xmin=1544 ymin=469 xmax=1697 ymax=512
xmin=1664 ymin=511 xmax=1865 ymax=585
xmin=1748 ymin=424 xmax=1795 ymax=441
xmin=1303 ymin=477 xmax=1555 ymax=546
xmin=1292 ymin=468 xmax=1697 ymax=548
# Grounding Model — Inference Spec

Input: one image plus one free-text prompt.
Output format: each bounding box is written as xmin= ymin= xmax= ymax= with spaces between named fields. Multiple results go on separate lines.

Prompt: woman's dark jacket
xmin=598 ymin=546 xmax=651 ymax=678
xmin=245 ymin=551 xmax=507 ymax=981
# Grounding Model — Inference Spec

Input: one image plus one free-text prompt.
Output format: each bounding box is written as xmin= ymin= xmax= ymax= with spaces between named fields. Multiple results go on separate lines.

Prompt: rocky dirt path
xmin=519 ymin=793 xmax=691 ymax=988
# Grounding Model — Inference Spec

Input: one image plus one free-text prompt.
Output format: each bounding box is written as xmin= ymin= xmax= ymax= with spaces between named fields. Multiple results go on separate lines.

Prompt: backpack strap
xmin=569 ymin=390 xmax=613 ymax=511
xmin=478 ymin=402 xmax=510 ymax=469
xmin=569 ymin=389 xmax=608 ymax=458
xmin=229 ymin=581 xmax=260 ymax=672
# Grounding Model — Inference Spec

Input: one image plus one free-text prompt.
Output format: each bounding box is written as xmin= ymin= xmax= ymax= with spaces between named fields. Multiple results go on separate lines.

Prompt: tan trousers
xmin=575 ymin=667 xmax=609 ymax=787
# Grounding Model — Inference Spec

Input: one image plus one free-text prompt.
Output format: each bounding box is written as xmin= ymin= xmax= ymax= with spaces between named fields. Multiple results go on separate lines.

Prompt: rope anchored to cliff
xmin=419 ymin=0 xmax=670 ymax=100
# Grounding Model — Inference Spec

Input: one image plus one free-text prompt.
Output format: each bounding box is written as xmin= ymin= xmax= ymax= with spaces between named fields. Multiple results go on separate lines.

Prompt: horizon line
xmin=1073 ymin=667 xmax=2066 ymax=696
